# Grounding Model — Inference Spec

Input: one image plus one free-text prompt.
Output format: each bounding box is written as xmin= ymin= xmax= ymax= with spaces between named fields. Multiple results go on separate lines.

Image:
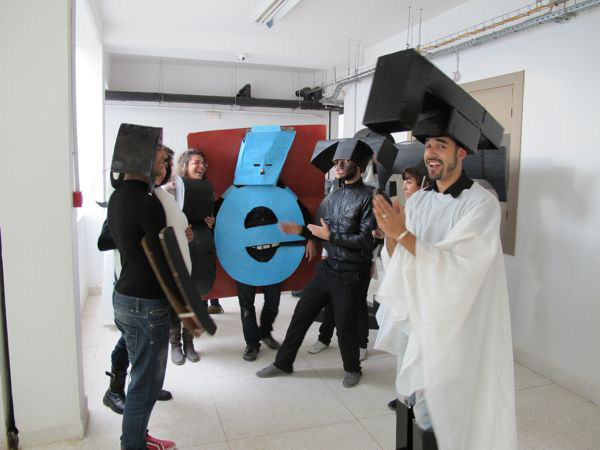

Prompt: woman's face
xmin=402 ymin=176 xmax=419 ymax=199
xmin=187 ymin=154 xmax=207 ymax=180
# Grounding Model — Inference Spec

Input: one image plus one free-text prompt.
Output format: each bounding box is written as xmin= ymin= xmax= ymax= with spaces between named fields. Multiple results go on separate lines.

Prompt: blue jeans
xmin=113 ymin=291 xmax=170 ymax=450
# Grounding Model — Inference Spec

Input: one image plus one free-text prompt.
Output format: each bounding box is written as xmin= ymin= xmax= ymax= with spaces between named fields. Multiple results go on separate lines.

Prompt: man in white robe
xmin=373 ymin=136 xmax=517 ymax=450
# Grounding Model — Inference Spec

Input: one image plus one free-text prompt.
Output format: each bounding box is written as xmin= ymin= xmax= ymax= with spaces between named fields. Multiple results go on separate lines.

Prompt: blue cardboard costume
xmin=215 ymin=126 xmax=307 ymax=286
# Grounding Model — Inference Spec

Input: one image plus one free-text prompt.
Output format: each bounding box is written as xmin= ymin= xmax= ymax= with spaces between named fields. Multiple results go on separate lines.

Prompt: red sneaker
xmin=145 ymin=433 xmax=177 ymax=450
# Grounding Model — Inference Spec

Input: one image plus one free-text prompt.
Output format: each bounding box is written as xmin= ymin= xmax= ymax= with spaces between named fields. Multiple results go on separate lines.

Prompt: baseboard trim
xmin=18 ymin=398 xmax=88 ymax=447
xmin=515 ymin=348 xmax=600 ymax=406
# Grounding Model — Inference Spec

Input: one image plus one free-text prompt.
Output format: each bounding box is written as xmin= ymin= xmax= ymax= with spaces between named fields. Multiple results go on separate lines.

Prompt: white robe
xmin=376 ymin=182 xmax=516 ymax=450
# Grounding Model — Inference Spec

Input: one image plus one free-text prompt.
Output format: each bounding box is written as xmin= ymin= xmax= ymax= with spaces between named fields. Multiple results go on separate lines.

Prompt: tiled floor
xmin=30 ymin=293 xmax=600 ymax=449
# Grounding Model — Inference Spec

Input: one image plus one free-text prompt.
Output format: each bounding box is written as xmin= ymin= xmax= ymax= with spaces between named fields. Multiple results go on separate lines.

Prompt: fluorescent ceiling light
xmin=254 ymin=0 xmax=302 ymax=29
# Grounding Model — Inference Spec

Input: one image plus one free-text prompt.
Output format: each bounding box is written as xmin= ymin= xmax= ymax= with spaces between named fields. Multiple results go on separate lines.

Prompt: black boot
xmin=182 ymin=328 xmax=200 ymax=362
xmin=395 ymin=400 xmax=414 ymax=450
xmin=157 ymin=389 xmax=173 ymax=401
xmin=412 ymin=421 xmax=438 ymax=450
xmin=170 ymin=327 xmax=185 ymax=365
xmin=103 ymin=367 xmax=126 ymax=415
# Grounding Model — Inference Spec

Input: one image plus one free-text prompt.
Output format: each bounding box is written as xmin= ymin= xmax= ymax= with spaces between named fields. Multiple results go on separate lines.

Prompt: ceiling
xmin=93 ymin=0 xmax=468 ymax=70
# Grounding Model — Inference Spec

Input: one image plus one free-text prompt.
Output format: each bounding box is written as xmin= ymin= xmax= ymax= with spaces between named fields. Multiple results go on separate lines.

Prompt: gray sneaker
xmin=171 ymin=344 xmax=185 ymax=365
xmin=307 ymin=340 xmax=329 ymax=354
xmin=343 ymin=371 xmax=362 ymax=388
xmin=256 ymin=364 xmax=291 ymax=378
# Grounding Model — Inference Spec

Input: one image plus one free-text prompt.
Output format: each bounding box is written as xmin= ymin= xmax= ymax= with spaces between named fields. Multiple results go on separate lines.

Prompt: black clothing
xmin=98 ymin=219 xmax=116 ymax=251
xmin=107 ymin=180 xmax=175 ymax=299
xmin=275 ymin=179 xmax=377 ymax=374
xmin=317 ymin=282 xmax=370 ymax=348
xmin=275 ymin=261 xmax=371 ymax=373
xmin=237 ymin=282 xmax=281 ymax=347
xmin=425 ymin=170 xmax=474 ymax=198
xmin=303 ymin=179 xmax=376 ymax=266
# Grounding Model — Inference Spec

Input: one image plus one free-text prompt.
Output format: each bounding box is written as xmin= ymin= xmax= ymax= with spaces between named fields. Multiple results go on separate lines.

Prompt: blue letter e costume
xmin=215 ymin=126 xmax=308 ymax=357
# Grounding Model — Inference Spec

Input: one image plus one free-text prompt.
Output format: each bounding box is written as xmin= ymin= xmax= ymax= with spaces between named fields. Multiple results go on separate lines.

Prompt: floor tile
xmin=210 ymin=371 xmax=354 ymax=440
xmin=228 ymin=420 xmax=381 ymax=450
xmin=28 ymin=290 xmax=600 ymax=450
xmin=516 ymin=383 xmax=600 ymax=449
xmin=360 ymin=413 xmax=397 ymax=450
xmin=315 ymin=355 xmax=398 ymax=419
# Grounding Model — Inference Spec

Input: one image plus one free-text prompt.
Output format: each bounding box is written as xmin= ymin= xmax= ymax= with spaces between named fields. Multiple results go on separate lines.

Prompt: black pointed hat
xmin=110 ymin=123 xmax=163 ymax=191
xmin=391 ymin=140 xmax=427 ymax=176
xmin=311 ymin=131 xmax=398 ymax=174
xmin=310 ymin=138 xmax=373 ymax=173
xmin=353 ymin=128 xmax=398 ymax=171
xmin=363 ymin=49 xmax=503 ymax=154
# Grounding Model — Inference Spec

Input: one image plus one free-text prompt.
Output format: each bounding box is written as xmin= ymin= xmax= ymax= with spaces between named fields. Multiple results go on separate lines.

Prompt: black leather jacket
xmin=306 ymin=179 xmax=376 ymax=269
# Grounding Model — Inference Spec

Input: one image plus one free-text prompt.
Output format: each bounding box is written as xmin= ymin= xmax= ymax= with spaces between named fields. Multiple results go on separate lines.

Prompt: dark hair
xmin=176 ymin=148 xmax=207 ymax=180
xmin=401 ymin=166 xmax=429 ymax=188
xmin=157 ymin=145 xmax=174 ymax=186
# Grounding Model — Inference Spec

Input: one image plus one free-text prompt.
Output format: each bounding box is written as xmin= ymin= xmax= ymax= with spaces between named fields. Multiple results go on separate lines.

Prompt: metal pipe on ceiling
xmin=320 ymin=0 xmax=600 ymax=106
xmin=105 ymin=90 xmax=343 ymax=112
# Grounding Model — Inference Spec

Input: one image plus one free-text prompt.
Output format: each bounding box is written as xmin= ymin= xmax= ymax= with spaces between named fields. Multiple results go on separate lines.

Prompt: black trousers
xmin=237 ymin=282 xmax=281 ymax=347
xmin=317 ymin=279 xmax=370 ymax=348
xmin=275 ymin=261 xmax=371 ymax=373
xmin=111 ymin=336 xmax=129 ymax=371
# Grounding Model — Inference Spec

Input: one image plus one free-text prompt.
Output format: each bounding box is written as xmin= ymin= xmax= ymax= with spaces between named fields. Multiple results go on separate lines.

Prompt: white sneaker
xmin=359 ymin=347 xmax=368 ymax=361
xmin=307 ymin=341 xmax=329 ymax=354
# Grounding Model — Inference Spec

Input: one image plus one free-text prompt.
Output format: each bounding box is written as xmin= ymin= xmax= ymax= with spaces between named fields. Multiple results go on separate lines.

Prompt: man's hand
xmin=305 ymin=239 xmax=317 ymax=261
xmin=279 ymin=221 xmax=302 ymax=235
xmin=373 ymin=194 xmax=406 ymax=239
xmin=372 ymin=228 xmax=385 ymax=239
xmin=204 ymin=215 xmax=215 ymax=229
xmin=307 ymin=218 xmax=331 ymax=241
xmin=185 ymin=225 xmax=193 ymax=243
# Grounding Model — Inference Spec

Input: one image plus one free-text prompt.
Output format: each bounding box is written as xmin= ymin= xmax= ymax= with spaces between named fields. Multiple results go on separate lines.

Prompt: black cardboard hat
xmin=362 ymin=49 xmax=503 ymax=154
xmin=391 ymin=140 xmax=427 ymax=176
xmin=311 ymin=138 xmax=373 ymax=173
xmin=311 ymin=132 xmax=399 ymax=174
xmin=353 ymin=128 xmax=398 ymax=171
xmin=110 ymin=123 xmax=163 ymax=191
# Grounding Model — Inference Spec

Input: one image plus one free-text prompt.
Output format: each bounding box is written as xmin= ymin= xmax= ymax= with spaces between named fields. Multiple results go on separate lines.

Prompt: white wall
xmin=106 ymin=103 xmax=337 ymax=157
xmin=352 ymin=0 xmax=600 ymax=404
xmin=109 ymin=56 xmax=327 ymax=100
xmin=0 ymin=0 xmax=88 ymax=446
xmin=76 ymin=0 xmax=106 ymax=304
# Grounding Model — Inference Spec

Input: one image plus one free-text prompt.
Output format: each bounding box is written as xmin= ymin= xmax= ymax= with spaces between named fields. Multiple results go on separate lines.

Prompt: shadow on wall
xmin=507 ymin=159 xmax=593 ymax=351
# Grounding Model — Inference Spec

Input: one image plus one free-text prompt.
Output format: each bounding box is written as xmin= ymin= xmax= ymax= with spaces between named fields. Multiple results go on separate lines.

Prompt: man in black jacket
xmin=256 ymin=139 xmax=376 ymax=387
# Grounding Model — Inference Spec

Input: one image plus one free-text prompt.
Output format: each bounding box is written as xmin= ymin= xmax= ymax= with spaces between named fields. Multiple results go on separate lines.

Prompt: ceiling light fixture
xmin=254 ymin=0 xmax=302 ymax=29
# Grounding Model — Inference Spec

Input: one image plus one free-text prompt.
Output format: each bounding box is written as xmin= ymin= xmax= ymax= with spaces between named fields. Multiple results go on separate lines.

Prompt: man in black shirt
xmin=107 ymin=124 xmax=176 ymax=450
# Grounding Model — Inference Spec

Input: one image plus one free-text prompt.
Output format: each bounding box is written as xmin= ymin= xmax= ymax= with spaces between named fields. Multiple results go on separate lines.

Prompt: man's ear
xmin=457 ymin=147 xmax=468 ymax=161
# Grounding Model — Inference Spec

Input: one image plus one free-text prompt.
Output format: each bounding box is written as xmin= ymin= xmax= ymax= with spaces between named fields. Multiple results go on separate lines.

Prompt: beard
xmin=340 ymin=161 xmax=359 ymax=181
xmin=428 ymin=149 xmax=458 ymax=180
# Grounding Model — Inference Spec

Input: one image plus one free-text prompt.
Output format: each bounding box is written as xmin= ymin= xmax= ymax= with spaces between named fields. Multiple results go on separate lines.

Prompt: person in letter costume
xmin=373 ymin=136 xmax=517 ymax=450
xmin=99 ymin=146 xmax=178 ymax=415
xmin=108 ymin=125 xmax=177 ymax=450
